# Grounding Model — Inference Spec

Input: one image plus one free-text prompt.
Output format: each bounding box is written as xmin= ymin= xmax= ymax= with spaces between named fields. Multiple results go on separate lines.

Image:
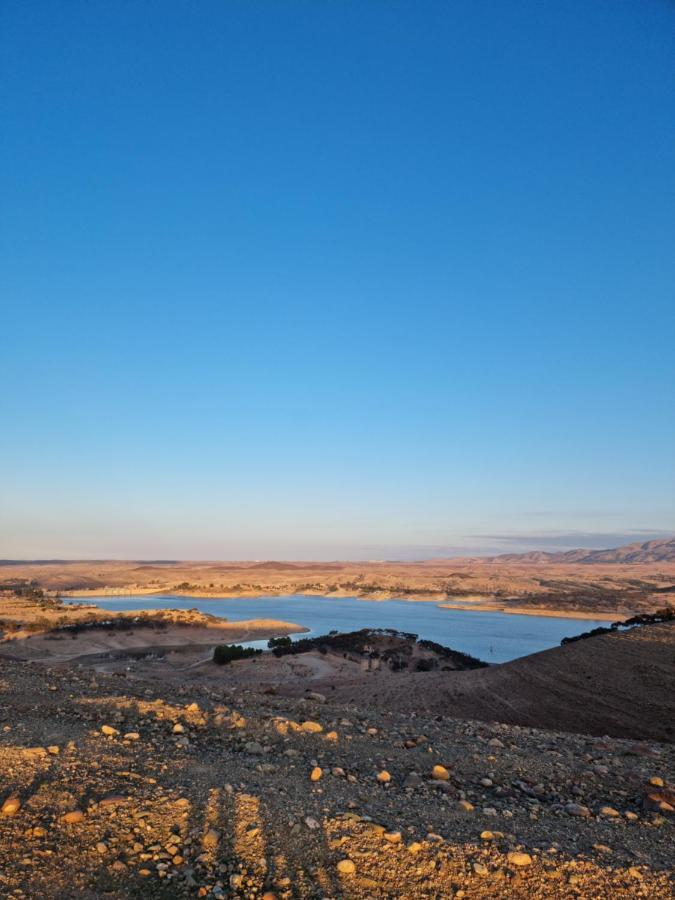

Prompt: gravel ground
xmin=0 ymin=657 xmax=673 ymax=899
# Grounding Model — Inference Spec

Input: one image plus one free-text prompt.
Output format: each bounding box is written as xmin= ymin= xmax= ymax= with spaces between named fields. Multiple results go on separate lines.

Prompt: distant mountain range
xmin=487 ymin=537 xmax=675 ymax=564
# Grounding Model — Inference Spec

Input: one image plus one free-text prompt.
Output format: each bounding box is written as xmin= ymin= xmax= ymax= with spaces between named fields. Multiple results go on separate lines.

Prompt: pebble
xmin=457 ymin=800 xmax=474 ymax=812
xmin=101 ymin=725 xmax=119 ymax=736
xmin=473 ymin=862 xmax=488 ymax=875
xmin=61 ymin=810 xmax=84 ymax=824
xmin=202 ymin=829 xmax=219 ymax=848
xmin=377 ymin=770 xmax=391 ymax=783
xmin=337 ymin=859 xmax=356 ymax=875
xmin=431 ymin=765 xmax=449 ymax=781
xmin=301 ymin=721 xmax=323 ymax=734
xmin=310 ymin=767 xmax=322 ymax=782
xmin=507 ymin=851 xmax=533 ymax=867
xmin=565 ymin=802 xmax=591 ymax=817
xmin=1 ymin=797 xmax=20 ymax=817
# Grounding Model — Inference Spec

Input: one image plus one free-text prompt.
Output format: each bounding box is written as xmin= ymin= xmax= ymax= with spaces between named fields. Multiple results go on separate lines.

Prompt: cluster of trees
xmin=561 ymin=607 xmax=675 ymax=645
xmin=417 ymin=638 xmax=488 ymax=669
xmin=263 ymin=628 xmax=488 ymax=670
xmin=212 ymin=644 xmax=262 ymax=665
xmin=0 ymin=579 xmax=47 ymax=602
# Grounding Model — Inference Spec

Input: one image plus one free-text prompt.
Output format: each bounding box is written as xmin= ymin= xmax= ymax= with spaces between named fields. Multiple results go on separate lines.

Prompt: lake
xmin=66 ymin=594 xmax=608 ymax=663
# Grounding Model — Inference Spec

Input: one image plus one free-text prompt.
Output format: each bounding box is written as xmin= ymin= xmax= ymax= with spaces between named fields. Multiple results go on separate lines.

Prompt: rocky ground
xmin=0 ymin=655 xmax=673 ymax=899
xmin=66 ymin=621 xmax=675 ymax=746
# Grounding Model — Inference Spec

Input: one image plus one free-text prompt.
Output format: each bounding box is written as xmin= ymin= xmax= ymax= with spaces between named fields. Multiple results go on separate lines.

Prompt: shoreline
xmin=0 ymin=615 xmax=309 ymax=665
xmin=63 ymin=588 xmax=623 ymax=622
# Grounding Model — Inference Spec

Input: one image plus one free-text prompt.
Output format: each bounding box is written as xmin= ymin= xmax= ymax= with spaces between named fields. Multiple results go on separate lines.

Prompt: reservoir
xmin=67 ymin=593 xmax=608 ymax=664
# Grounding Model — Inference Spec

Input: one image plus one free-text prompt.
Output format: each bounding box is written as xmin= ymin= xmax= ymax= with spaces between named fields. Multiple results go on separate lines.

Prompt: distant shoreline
xmin=62 ymin=588 xmax=622 ymax=622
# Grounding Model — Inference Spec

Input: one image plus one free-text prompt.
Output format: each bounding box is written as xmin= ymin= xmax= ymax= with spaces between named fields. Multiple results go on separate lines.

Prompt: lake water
xmin=66 ymin=594 xmax=608 ymax=663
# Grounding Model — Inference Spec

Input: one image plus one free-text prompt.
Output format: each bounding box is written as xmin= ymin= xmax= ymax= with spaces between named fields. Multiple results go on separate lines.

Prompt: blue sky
xmin=1 ymin=1 xmax=674 ymax=559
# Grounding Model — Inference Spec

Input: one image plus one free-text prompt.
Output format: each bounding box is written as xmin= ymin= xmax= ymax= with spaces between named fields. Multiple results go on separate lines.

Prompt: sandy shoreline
xmin=62 ymin=588 xmax=622 ymax=621
xmin=0 ymin=614 xmax=309 ymax=664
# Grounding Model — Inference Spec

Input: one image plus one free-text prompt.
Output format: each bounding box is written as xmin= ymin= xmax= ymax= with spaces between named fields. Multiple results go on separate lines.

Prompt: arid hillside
xmin=324 ymin=621 xmax=675 ymax=744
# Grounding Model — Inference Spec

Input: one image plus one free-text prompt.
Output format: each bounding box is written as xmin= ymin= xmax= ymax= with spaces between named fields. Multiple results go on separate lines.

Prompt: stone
xmin=383 ymin=831 xmax=401 ymax=843
xmin=62 ymin=810 xmax=84 ymax=824
xmin=96 ymin=842 xmax=108 ymax=854
xmin=507 ymin=851 xmax=532 ymax=867
xmin=245 ymin=741 xmax=264 ymax=755
xmin=301 ymin=721 xmax=323 ymax=734
xmin=202 ymin=829 xmax=219 ymax=848
xmin=376 ymin=770 xmax=391 ymax=783
xmin=565 ymin=803 xmax=591 ymax=818
xmin=648 ymin=776 xmax=664 ymax=788
xmin=407 ymin=842 xmax=423 ymax=853
xmin=337 ymin=859 xmax=356 ymax=875
xmin=47 ymin=745 xmax=60 ymax=755
xmin=599 ymin=806 xmax=620 ymax=817
xmin=124 ymin=732 xmax=140 ymax=741
xmin=431 ymin=765 xmax=449 ymax=781
xmin=1 ymin=797 xmax=20 ymax=817
xmin=310 ymin=767 xmax=322 ymax=782
xmin=593 ymin=843 xmax=612 ymax=854
xmin=172 ymin=723 xmax=185 ymax=734
xmin=473 ymin=862 xmax=488 ymax=876
xmin=457 ymin=800 xmax=474 ymax=812
xmin=101 ymin=725 xmax=119 ymax=736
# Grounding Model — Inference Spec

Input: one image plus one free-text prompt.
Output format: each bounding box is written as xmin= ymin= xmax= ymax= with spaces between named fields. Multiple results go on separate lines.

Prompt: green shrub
xmin=212 ymin=644 xmax=262 ymax=665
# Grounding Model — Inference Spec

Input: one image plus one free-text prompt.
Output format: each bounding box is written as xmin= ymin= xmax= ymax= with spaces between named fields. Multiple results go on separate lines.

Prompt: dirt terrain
xmin=62 ymin=620 xmax=675 ymax=746
xmin=0 ymin=650 xmax=673 ymax=899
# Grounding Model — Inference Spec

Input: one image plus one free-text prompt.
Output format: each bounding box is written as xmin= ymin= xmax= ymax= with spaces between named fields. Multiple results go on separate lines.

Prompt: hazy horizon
xmin=1 ymin=530 xmax=673 ymax=563
xmin=2 ymin=2 xmax=674 ymax=560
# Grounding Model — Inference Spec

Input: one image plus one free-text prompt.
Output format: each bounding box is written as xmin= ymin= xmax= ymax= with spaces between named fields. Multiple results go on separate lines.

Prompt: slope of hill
xmin=326 ymin=621 xmax=675 ymax=743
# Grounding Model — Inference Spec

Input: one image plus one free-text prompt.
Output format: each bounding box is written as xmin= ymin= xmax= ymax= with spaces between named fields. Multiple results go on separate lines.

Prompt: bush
xmin=212 ymin=644 xmax=262 ymax=665
xmin=268 ymin=636 xmax=292 ymax=651
xmin=560 ymin=607 xmax=675 ymax=645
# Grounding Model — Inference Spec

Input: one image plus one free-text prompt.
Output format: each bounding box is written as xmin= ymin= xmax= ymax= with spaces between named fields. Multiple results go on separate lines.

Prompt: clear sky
xmin=1 ymin=1 xmax=674 ymax=560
